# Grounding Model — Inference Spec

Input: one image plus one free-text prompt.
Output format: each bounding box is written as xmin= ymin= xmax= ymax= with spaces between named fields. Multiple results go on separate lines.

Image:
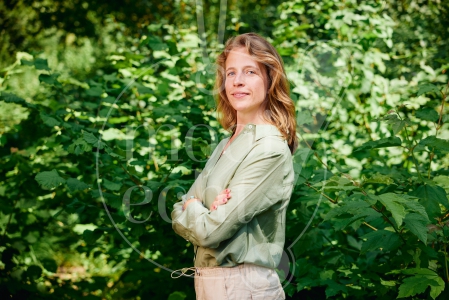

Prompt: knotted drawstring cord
xmin=171 ymin=267 xmax=197 ymax=278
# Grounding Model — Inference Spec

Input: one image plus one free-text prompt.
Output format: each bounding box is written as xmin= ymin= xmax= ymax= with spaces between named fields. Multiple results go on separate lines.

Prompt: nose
xmin=233 ymin=72 xmax=245 ymax=86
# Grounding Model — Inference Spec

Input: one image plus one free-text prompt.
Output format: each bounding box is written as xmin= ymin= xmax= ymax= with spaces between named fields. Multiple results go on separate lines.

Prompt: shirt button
xmin=248 ymin=125 xmax=253 ymax=129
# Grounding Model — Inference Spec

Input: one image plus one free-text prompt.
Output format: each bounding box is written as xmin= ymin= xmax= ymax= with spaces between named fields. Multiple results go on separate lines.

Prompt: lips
xmin=231 ymin=92 xmax=249 ymax=98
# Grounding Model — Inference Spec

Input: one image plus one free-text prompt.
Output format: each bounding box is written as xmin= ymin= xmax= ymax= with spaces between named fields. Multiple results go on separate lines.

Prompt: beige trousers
xmin=194 ymin=263 xmax=285 ymax=300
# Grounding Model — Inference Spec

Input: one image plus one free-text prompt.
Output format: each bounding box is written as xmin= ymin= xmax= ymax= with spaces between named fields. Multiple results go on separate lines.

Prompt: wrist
xmin=182 ymin=196 xmax=201 ymax=211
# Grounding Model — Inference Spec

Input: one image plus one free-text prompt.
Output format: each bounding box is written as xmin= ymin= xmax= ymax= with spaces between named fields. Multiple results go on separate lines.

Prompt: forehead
xmin=225 ymin=47 xmax=260 ymax=68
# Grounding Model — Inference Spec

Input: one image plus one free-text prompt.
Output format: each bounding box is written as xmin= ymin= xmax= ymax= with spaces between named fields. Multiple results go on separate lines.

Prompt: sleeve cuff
xmin=172 ymin=200 xmax=209 ymax=244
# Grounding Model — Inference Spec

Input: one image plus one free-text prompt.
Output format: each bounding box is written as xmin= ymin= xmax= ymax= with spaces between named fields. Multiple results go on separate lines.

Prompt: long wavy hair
xmin=215 ymin=33 xmax=298 ymax=153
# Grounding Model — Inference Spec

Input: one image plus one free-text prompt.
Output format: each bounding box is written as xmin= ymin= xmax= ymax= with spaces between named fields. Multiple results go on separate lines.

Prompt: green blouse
xmin=171 ymin=124 xmax=294 ymax=268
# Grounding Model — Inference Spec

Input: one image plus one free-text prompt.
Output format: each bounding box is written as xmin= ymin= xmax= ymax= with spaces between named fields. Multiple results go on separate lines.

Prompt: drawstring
xmin=171 ymin=246 xmax=200 ymax=278
xmin=171 ymin=267 xmax=197 ymax=278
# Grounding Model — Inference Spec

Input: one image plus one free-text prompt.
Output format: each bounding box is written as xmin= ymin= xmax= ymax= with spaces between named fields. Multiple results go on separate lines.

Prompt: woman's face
xmin=225 ymin=47 xmax=269 ymax=119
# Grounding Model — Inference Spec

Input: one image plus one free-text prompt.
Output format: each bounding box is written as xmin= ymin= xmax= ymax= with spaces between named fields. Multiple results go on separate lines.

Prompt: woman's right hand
xmin=210 ymin=189 xmax=231 ymax=211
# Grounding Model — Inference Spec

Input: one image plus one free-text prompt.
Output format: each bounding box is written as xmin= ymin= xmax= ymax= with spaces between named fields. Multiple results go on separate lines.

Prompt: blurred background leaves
xmin=1 ymin=0 xmax=448 ymax=299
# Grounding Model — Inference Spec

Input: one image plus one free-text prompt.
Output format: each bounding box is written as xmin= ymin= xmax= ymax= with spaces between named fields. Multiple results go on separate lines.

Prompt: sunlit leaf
xmin=398 ymin=272 xmax=444 ymax=299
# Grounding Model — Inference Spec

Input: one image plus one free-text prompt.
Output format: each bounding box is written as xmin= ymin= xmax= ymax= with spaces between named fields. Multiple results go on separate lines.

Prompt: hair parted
xmin=214 ymin=32 xmax=298 ymax=153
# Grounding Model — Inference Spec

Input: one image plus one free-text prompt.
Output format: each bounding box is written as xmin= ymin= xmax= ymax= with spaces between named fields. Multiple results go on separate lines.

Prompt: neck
xmin=233 ymin=113 xmax=271 ymax=136
xmin=236 ymin=105 xmax=271 ymax=125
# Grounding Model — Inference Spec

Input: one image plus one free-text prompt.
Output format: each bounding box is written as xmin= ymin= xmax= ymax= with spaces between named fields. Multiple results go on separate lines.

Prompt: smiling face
xmin=225 ymin=47 xmax=269 ymax=123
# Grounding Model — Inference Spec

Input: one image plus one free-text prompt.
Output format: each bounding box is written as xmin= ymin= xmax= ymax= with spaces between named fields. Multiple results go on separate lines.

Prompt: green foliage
xmin=35 ymin=169 xmax=66 ymax=189
xmin=354 ymin=137 xmax=402 ymax=152
xmin=1 ymin=0 xmax=449 ymax=299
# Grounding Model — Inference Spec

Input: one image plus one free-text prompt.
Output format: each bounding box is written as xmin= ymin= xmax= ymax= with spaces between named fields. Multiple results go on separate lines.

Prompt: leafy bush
xmin=1 ymin=0 xmax=448 ymax=299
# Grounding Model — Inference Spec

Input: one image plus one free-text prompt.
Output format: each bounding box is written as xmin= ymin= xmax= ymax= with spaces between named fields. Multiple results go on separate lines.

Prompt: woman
xmin=171 ymin=33 xmax=297 ymax=300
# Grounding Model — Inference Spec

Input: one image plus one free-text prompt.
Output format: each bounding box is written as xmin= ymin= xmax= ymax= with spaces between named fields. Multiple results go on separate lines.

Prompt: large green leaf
xmin=324 ymin=199 xmax=383 ymax=230
xmin=416 ymin=83 xmax=440 ymax=96
xmin=354 ymin=136 xmax=402 ymax=152
xmin=415 ymin=108 xmax=439 ymax=122
xmin=398 ymin=275 xmax=432 ymax=298
xmin=324 ymin=201 xmax=371 ymax=220
xmin=0 ymin=91 xmax=36 ymax=108
xmin=402 ymin=199 xmax=429 ymax=221
xmin=360 ymin=230 xmax=401 ymax=254
xmin=35 ymin=169 xmax=66 ymax=189
xmin=398 ymin=271 xmax=445 ymax=299
xmin=83 ymin=132 xmax=100 ymax=144
xmin=418 ymin=136 xmax=449 ymax=153
xmin=379 ymin=114 xmax=410 ymax=134
xmin=85 ymin=86 xmax=103 ymax=97
xmin=67 ymin=138 xmax=92 ymax=155
xmin=410 ymin=185 xmax=449 ymax=218
xmin=102 ymin=179 xmax=122 ymax=191
xmin=402 ymin=268 xmax=440 ymax=276
xmin=83 ymin=229 xmax=103 ymax=245
xmin=67 ymin=178 xmax=90 ymax=192
xmin=297 ymin=110 xmax=314 ymax=126
xmin=148 ymin=36 xmax=168 ymax=51
xmin=404 ymin=213 xmax=428 ymax=244
xmin=40 ymin=112 xmax=60 ymax=127
xmin=323 ymin=279 xmax=348 ymax=297
xmin=39 ymin=73 xmax=59 ymax=85
xmin=83 ymin=131 xmax=105 ymax=149
xmin=378 ymin=193 xmax=407 ymax=227
xmin=33 ymin=58 xmax=50 ymax=70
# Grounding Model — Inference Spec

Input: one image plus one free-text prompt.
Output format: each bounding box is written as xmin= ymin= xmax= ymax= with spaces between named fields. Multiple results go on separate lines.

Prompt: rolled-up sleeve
xmin=172 ymin=141 xmax=288 ymax=248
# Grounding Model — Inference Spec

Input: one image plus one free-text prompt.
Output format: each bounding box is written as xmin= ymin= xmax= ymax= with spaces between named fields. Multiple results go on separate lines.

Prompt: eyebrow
xmin=225 ymin=65 xmax=260 ymax=72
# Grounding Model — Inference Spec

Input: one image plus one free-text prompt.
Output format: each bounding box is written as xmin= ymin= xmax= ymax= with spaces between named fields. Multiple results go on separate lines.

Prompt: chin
xmin=230 ymin=105 xmax=248 ymax=112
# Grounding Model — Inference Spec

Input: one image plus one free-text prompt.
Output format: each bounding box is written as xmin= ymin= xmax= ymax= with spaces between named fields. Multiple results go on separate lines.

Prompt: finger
xmin=217 ymin=192 xmax=231 ymax=199
xmin=220 ymin=189 xmax=230 ymax=195
xmin=214 ymin=194 xmax=225 ymax=203
xmin=217 ymin=195 xmax=228 ymax=204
